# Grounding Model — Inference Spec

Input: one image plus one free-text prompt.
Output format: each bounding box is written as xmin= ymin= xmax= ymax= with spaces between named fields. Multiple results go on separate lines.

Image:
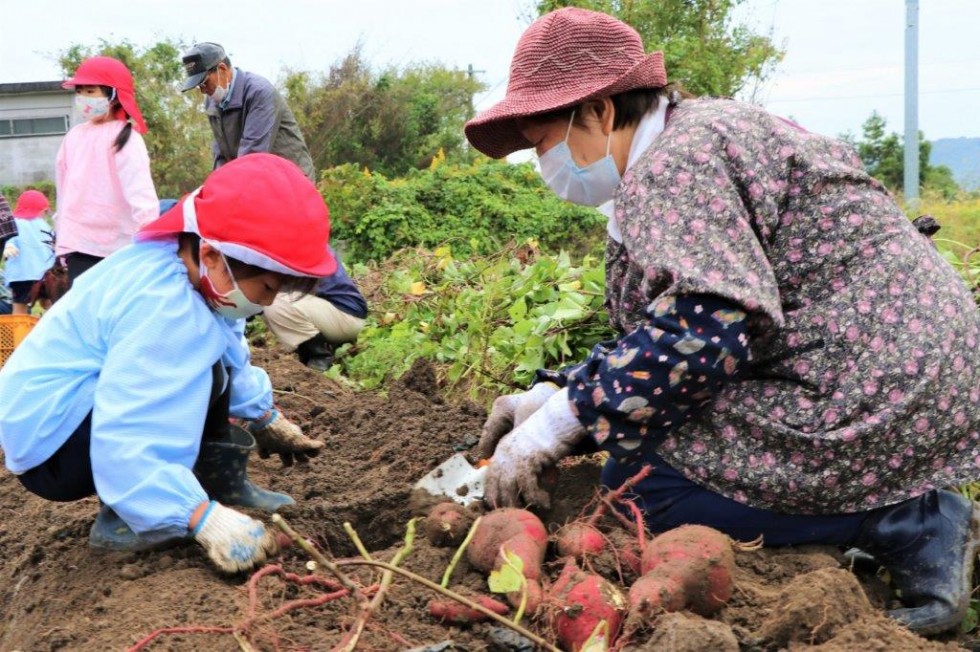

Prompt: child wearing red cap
xmin=57 ymin=56 xmax=159 ymax=285
xmin=0 ymin=154 xmax=335 ymax=574
xmin=2 ymin=190 xmax=55 ymax=314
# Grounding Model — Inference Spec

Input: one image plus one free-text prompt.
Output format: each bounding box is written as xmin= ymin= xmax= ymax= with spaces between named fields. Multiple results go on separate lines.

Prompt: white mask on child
xmin=75 ymin=95 xmax=111 ymax=121
xmin=199 ymin=245 xmax=265 ymax=320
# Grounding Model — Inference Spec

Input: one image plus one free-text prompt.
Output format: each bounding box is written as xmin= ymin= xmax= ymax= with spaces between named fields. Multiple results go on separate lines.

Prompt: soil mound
xmin=0 ymin=347 xmax=975 ymax=651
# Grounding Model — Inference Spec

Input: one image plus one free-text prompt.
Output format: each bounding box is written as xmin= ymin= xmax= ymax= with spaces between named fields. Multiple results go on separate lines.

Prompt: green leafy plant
xmin=962 ymin=599 xmax=979 ymax=633
xmin=328 ymin=242 xmax=612 ymax=400
xmin=488 ymin=549 xmax=529 ymax=625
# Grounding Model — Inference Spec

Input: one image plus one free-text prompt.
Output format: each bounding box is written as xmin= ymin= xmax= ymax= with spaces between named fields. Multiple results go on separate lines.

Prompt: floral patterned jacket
xmin=569 ymin=98 xmax=980 ymax=514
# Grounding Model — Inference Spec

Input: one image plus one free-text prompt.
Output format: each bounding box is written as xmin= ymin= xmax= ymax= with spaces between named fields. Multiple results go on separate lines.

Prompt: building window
xmin=0 ymin=116 xmax=69 ymax=138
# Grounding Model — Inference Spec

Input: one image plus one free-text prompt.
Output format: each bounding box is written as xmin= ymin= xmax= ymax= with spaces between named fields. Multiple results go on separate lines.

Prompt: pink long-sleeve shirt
xmin=55 ymin=120 xmax=159 ymax=258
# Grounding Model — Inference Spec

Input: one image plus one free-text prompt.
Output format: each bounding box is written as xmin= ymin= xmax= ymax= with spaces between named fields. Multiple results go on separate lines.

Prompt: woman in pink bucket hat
xmin=0 ymin=154 xmax=334 ymax=575
xmin=467 ymin=7 xmax=980 ymax=635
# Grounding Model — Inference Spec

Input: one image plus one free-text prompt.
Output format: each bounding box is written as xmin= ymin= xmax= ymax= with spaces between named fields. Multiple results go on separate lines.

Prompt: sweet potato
xmin=428 ymin=594 xmax=510 ymax=624
xmin=466 ymin=508 xmax=548 ymax=612
xmin=423 ymin=501 xmax=475 ymax=547
xmin=554 ymin=521 xmax=607 ymax=561
xmin=550 ymin=560 xmax=627 ymax=651
xmin=629 ymin=524 xmax=735 ymax=621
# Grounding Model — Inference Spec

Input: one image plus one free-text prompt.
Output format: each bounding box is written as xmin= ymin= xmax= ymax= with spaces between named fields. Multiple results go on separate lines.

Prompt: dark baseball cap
xmin=181 ymin=42 xmax=227 ymax=92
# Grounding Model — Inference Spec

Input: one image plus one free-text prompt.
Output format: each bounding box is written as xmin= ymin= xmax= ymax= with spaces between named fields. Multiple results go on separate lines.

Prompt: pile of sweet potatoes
xmin=424 ymin=502 xmax=737 ymax=651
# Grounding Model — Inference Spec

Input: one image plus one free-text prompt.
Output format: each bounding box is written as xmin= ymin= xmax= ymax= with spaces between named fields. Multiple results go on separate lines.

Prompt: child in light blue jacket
xmin=3 ymin=190 xmax=55 ymax=314
xmin=0 ymin=154 xmax=337 ymax=574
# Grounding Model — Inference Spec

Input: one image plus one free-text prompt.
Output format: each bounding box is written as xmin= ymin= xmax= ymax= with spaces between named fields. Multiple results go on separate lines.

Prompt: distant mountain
xmin=930 ymin=137 xmax=980 ymax=190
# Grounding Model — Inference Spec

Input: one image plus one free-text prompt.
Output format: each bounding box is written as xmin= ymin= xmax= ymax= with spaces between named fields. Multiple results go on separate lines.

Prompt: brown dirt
xmin=0 ymin=346 xmax=977 ymax=651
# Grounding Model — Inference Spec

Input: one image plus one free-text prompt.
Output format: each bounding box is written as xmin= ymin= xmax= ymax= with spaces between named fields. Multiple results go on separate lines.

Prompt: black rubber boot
xmin=194 ymin=425 xmax=295 ymax=512
xmin=296 ymin=333 xmax=334 ymax=372
xmin=856 ymin=489 xmax=980 ymax=634
xmin=89 ymin=504 xmax=188 ymax=551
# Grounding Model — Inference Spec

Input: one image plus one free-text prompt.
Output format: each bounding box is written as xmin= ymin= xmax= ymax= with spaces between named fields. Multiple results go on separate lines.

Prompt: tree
xmin=533 ymin=0 xmax=784 ymax=98
xmin=60 ymin=39 xmax=212 ymax=199
xmin=284 ymin=45 xmax=485 ymax=177
xmin=846 ymin=112 xmax=960 ymax=198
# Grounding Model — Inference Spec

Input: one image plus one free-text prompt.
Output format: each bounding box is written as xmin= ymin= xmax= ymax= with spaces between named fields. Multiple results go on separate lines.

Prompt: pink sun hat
xmin=465 ymin=7 xmax=667 ymax=159
xmin=62 ymin=56 xmax=149 ymax=135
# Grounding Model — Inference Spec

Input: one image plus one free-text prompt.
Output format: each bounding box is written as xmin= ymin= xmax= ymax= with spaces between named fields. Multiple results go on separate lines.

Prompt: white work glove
xmin=473 ymin=382 xmax=559 ymax=461
xmin=244 ymin=407 xmax=325 ymax=466
xmin=484 ymin=387 xmax=587 ymax=509
xmin=192 ymin=501 xmax=280 ymax=573
xmin=2 ymin=243 xmax=18 ymax=260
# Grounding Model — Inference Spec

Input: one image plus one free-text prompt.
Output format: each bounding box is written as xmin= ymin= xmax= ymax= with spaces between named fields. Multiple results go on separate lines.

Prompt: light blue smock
xmin=0 ymin=239 xmax=273 ymax=537
xmin=4 ymin=217 xmax=55 ymax=282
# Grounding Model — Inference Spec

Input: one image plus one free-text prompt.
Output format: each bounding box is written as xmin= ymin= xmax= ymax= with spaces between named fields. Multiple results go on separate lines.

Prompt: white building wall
xmin=0 ymin=90 xmax=75 ymax=186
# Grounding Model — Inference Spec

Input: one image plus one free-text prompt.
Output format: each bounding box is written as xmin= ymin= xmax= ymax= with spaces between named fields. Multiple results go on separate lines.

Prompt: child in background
xmin=56 ymin=56 xmax=159 ymax=285
xmin=0 ymin=192 xmax=16 ymax=254
xmin=2 ymin=190 xmax=55 ymax=315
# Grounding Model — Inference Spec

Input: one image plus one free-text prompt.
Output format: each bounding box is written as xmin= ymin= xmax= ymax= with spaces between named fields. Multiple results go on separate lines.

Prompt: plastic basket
xmin=0 ymin=315 xmax=40 ymax=368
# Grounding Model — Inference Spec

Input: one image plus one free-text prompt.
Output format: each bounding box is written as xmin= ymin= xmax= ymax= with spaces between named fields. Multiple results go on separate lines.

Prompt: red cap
xmin=12 ymin=190 xmax=50 ymax=219
xmin=465 ymin=7 xmax=667 ymax=159
xmin=138 ymin=153 xmax=336 ymax=277
xmin=62 ymin=56 xmax=148 ymax=135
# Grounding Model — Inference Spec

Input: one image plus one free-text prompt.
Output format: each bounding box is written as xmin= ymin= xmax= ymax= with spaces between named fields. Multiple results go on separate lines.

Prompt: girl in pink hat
xmin=0 ymin=154 xmax=336 ymax=575
xmin=2 ymin=189 xmax=55 ymax=314
xmin=56 ymin=55 xmax=159 ymax=286
xmin=466 ymin=7 xmax=980 ymax=636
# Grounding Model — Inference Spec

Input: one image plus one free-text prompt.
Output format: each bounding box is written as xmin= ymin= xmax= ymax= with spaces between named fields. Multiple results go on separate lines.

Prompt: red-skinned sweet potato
xmin=423 ymin=502 xmax=475 ymax=547
xmin=550 ymin=560 xmax=627 ymax=651
xmin=428 ymin=594 xmax=510 ymax=624
xmin=629 ymin=524 xmax=735 ymax=621
xmin=554 ymin=521 xmax=607 ymax=561
xmin=466 ymin=508 xmax=548 ymax=612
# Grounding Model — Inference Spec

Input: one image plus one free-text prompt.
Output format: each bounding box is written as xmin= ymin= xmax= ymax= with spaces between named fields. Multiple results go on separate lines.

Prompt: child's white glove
xmin=192 ymin=501 xmax=279 ymax=573
xmin=2 ymin=244 xmax=19 ymax=259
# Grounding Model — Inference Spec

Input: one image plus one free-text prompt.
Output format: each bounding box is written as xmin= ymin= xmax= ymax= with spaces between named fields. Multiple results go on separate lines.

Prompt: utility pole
xmin=903 ymin=0 xmax=920 ymax=208
xmin=466 ymin=64 xmax=486 ymax=118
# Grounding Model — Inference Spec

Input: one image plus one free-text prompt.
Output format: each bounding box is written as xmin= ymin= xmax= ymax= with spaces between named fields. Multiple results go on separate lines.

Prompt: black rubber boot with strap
xmin=193 ymin=425 xmax=295 ymax=512
xmin=856 ymin=489 xmax=980 ymax=634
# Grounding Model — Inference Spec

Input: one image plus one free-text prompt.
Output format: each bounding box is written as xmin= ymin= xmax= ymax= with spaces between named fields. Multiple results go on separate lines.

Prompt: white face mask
xmin=75 ymin=94 xmax=111 ymax=121
xmin=210 ymin=71 xmax=228 ymax=104
xmin=199 ymin=245 xmax=265 ymax=320
xmin=538 ymin=111 xmax=622 ymax=207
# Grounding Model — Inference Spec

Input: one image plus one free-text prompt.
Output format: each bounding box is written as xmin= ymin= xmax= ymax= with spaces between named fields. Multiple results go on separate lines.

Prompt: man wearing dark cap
xmin=181 ymin=42 xmax=315 ymax=180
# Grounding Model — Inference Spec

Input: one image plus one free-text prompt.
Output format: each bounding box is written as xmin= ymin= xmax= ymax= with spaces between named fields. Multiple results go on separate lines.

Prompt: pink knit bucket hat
xmin=465 ymin=7 xmax=667 ymax=159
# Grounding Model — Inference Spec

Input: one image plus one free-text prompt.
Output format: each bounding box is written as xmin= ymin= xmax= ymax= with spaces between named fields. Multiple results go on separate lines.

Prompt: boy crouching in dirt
xmin=0 ymin=154 xmax=334 ymax=573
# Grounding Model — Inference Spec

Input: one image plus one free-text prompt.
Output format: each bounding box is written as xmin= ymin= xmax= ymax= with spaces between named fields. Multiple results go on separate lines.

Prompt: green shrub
xmin=319 ymin=157 xmax=605 ymax=263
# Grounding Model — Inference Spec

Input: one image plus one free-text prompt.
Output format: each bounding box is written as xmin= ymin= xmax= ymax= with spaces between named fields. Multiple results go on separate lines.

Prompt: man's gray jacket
xmin=205 ymin=68 xmax=315 ymax=180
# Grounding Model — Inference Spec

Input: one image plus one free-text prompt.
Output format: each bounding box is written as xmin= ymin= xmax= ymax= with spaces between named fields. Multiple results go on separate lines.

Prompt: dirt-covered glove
xmin=473 ymin=382 xmax=559 ymax=461
xmin=484 ymin=387 xmax=586 ymax=509
xmin=244 ymin=407 xmax=324 ymax=467
xmin=192 ymin=501 xmax=279 ymax=573
xmin=2 ymin=243 xmax=18 ymax=260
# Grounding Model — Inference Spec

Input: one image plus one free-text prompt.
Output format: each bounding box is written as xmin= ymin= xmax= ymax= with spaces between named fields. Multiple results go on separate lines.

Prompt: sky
xmin=2 ymin=0 xmax=979 ymax=145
